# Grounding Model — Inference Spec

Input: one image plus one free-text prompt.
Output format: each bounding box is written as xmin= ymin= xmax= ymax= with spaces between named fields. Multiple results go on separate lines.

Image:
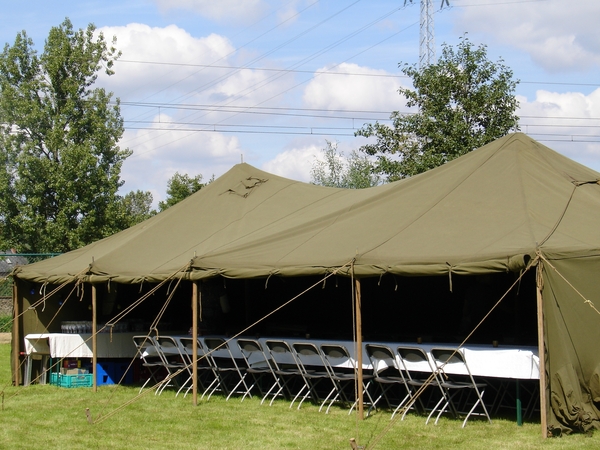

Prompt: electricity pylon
xmin=405 ymin=0 xmax=450 ymax=68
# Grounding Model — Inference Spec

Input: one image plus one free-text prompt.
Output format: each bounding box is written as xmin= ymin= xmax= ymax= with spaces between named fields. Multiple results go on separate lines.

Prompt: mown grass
xmin=0 ymin=343 xmax=598 ymax=450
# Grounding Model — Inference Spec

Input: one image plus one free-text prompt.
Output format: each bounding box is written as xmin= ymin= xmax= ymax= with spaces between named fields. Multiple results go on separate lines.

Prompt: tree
xmin=356 ymin=35 xmax=520 ymax=181
xmin=120 ymin=190 xmax=156 ymax=227
xmin=310 ymin=140 xmax=379 ymax=189
xmin=0 ymin=18 xmax=131 ymax=252
xmin=158 ymin=172 xmax=207 ymax=211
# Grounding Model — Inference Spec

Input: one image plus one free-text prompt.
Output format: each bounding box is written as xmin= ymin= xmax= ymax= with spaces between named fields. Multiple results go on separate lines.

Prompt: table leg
xmin=40 ymin=355 xmax=49 ymax=384
xmin=516 ymin=380 xmax=522 ymax=426
xmin=24 ymin=355 xmax=32 ymax=386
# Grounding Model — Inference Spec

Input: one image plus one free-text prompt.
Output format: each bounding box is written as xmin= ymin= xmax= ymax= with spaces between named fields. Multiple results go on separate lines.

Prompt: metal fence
xmin=0 ymin=252 xmax=60 ymax=299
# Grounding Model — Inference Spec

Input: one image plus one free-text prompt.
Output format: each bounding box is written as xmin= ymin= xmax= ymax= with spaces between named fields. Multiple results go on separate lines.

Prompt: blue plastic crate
xmin=96 ymin=362 xmax=114 ymax=385
xmin=96 ymin=361 xmax=134 ymax=385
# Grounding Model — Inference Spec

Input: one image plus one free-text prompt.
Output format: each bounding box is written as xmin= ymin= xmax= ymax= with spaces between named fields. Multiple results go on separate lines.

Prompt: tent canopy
xmin=13 ymin=133 xmax=600 ymax=284
xmin=12 ymin=133 xmax=600 ymax=434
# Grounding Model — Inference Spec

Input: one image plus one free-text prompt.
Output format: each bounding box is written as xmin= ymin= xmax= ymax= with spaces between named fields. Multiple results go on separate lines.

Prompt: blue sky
xmin=2 ymin=0 xmax=599 ymax=205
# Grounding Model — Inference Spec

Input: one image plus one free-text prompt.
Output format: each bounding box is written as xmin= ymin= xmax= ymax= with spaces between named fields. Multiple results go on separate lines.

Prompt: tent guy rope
xmin=91 ymin=259 xmax=356 ymax=425
xmin=363 ymin=256 xmax=539 ymax=450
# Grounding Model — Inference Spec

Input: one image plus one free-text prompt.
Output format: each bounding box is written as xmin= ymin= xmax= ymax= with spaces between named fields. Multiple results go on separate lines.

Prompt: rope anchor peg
xmin=349 ymin=438 xmax=364 ymax=450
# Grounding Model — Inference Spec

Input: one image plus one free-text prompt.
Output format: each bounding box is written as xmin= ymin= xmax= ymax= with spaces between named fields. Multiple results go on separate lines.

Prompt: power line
xmin=118 ymin=101 xmax=600 ymax=121
xmin=117 ymin=59 xmax=408 ymax=79
xmin=122 ymin=125 xmax=600 ymax=143
xmin=117 ymin=59 xmax=600 ymax=88
xmin=114 ymin=0 xmax=599 ymax=158
xmin=122 ymin=2 xmax=411 ymax=155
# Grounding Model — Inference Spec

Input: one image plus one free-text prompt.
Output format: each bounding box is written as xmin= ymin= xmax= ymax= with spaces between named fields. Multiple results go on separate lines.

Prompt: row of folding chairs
xmin=131 ymin=335 xmax=246 ymax=398
xmin=133 ymin=335 xmax=373 ymax=414
xmin=132 ymin=335 xmax=491 ymax=425
xmin=365 ymin=344 xmax=492 ymax=427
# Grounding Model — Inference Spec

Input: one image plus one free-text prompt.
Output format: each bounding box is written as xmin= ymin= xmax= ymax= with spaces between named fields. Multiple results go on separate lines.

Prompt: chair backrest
xmin=397 ymin=346 xmax=434 ymax=375
xmin=430 ymin=347 xmax=470 ymax=377
xmin=265 ymin=340 xmax=297 ymax=371
xmin=203 ymin=337 xmax=242 ymax=369
xmin=203 ymin=337 xmax=230 ymax=359
xmin=237 ymin=338 xmax=271 ymax=369
xmin=320 ymin=344 xmax=355 ymax=375
xmin=155 ymin=335 xmax=183 ymax=365
xmin=178 ymin=336 xmax=204 ymax=355
xmin=365 ymin=344 xmax=398 ymax=376
xmin=178 ymin=337 xmax=207 ymax=366
xmin=132 ymin=335 xmax=158 ymax=362
xmin=291 ymin=342 xmax=326 ymax=374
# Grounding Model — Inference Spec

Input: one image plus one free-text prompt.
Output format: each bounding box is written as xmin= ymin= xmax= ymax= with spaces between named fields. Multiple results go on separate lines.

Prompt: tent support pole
xmin=92 ymin=284 xmax=97 ymax=392
xmin=12 ymin=282 xmax=20 ymax=386
xmin=536 ymin=264 xmax=547 ymax=438
xmin=355 ymin=278 xmax=364 ymax=420
xmin=192 ymin=281 xmax=198 ymax=406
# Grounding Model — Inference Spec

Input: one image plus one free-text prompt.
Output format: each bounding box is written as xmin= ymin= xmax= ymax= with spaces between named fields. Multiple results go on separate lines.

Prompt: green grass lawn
xmin=0 ymin=343 xmax=598 ymax=450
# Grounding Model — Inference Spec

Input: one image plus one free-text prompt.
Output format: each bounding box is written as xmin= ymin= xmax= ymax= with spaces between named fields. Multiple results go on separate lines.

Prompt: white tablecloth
xmin=174 ymin=336 xmax=540 ymax=380
xmin=392 ymin=343 xmax=539 ymax=380
xmin=24 ymin=333 xmax=139 ymax=359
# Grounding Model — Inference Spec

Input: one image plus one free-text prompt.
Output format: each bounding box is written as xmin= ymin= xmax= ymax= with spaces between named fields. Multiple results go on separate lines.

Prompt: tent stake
xmin=536 ymin=264 xmax=548 ymax=438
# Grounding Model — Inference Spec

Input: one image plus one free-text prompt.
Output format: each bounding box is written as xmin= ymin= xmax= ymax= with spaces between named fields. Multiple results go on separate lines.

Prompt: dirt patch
xmin=0 ymin=333 xmax=11 ymax=344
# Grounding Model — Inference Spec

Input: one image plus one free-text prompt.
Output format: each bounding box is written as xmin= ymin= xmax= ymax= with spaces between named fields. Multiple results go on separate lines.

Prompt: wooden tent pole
xmin=355 ymin=278 xmax=364 ymax=420
xmin=92 ymin=284 xmax=97 ymax=392
xmin=12 ymin=282 xmax=20 ymax=386
xmin=192 ymin=281 xmax=198 ymax=406
xmin=536 ymin=263 xmax=548 ymax=438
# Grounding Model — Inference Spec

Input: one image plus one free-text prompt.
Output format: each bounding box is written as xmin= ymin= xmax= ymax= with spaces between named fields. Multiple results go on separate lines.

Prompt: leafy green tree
xmin=310 ymin=140 xmax=379 ymax=189
xmin=0 ymin=18 xmax=131 ymax=252
xmin=120 ymin=190 xmax=156 ymax=227
xmin=158 ymin=172 xmax=207 ymax=211
xmin=356 ymin=35 xmax=520 ymax=181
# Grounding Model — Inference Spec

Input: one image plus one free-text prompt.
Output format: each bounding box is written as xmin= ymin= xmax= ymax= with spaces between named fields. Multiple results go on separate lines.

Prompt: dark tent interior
xmin=19 ymin=271 xmax=538 ymax=348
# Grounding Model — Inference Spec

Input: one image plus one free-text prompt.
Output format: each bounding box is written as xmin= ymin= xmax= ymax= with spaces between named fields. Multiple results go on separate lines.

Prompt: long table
xmin=173 ymin=335 xmax=539 ymax=380
xmin=24 ymin=332 xmax=539 ymax=388
xmin=23 ymin=332 xmax=139 ymax=385
xmin=24 ymin=332 xmax=139 ymax=358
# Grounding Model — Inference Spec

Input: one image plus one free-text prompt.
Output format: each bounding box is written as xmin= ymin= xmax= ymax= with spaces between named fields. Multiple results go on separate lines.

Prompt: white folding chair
xmin=201 ymin=337 xmax=249 ymax=401
xmin=395 ymin=345 xmax=443 ymax=420
xmin=176 ymin=336 xmax=215 ymax=397
xmin=236 ymin=338 xmax=277 ymax=402
xmin=429 ymin=347 xmax=492 ymax=427
xmin=263 ymin=340 xmax=306 ymax=407
xmin=320 ymin=343 xmax=374 ymax=415
xmin=132 ymin=335 xmax=164 ymax=393
xmin=291 ymin=342 xmax=331 ymax=410
xmin=365 ymin=344 xmax=412 ymax=417
xmin=154 ymin=335 xmax=187 ymax=395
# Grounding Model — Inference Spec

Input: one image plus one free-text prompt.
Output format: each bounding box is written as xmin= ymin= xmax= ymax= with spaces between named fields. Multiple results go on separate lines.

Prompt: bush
xmin=0 ymin=315 xmax=12 ymax=333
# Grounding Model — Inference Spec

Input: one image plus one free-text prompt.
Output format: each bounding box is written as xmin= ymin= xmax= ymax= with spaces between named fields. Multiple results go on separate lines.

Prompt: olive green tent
xmin=12 ymin=133 xmax=600 ymax=433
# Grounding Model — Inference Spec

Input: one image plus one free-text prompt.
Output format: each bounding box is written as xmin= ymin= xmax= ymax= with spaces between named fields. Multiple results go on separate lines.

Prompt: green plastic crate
xmin=50 ymin=372 xmax=93 ymax=388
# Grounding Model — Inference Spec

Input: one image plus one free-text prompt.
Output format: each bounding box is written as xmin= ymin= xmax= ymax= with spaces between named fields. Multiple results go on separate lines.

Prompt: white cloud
xmin=518 ymin=88 xmax=600 ymax=171
xmin=97 ymin=23 xmax=236 ymax=99
xmin=455 ymin=2 xmax=600 ymax=72
xmin=276 ymin=0 xmax=305 ymax=26
xmin=154 ymin=0 xmax=269 ymax=24
xmin=119 ymin=114 xmax=243 ymax=205
xmin=262 ymin=141 xmax=323 ymax=182
xmin=208 ymin=67 xmax=296 ymax=107
xmin=96 ymin=23 xmax=298 ymax=121
xmin=303 ymin=63 xmax=406 ymax=111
